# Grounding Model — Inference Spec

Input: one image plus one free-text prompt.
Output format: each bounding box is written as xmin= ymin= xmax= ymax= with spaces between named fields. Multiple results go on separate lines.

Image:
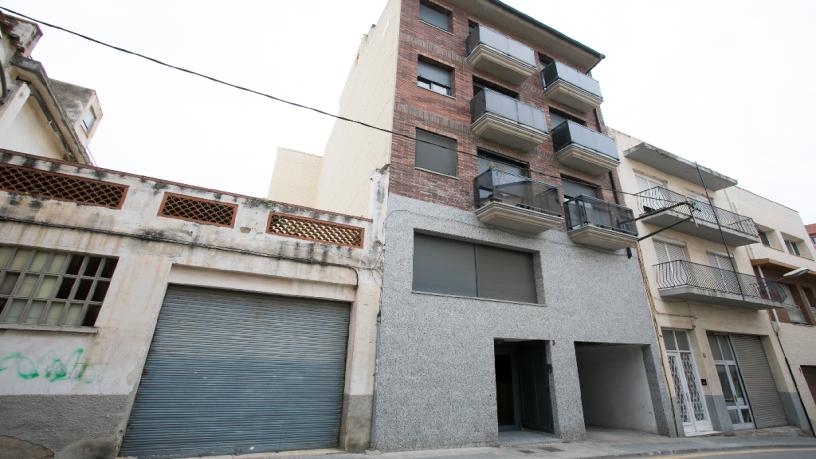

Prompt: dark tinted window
xmin=473 ymin=77 xmax=517 ymax=99
xmin=562 ymin=178 xmax=598 ymax=200
xmin=416 ymin=129 xmax=457 ymax=176
xmin=758 ymin=229 xmax=771 ymax=247
xmin=477 ymin=151 xmax=528 ymax=176
xmin=417 ymin=59 xmax=453 ymax=96
xmin=419 ymin=1 xmax=451 ymax=31
xmin=549 ymin=108 xmax=584 ymax=129
xmin=413 ymin=234 xmax=537 ymax=303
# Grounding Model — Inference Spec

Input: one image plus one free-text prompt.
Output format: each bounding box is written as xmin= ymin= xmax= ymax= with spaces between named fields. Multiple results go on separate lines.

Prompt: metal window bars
xmin=564 ymin=194 xmax=637 ymax=236
xmin=635 ymin=186 xmax=758 ymax=239
xmin=473 ymin=168 xmax=561 ymax=217
xmin=655 ymin=260 xmax=786 ymax=303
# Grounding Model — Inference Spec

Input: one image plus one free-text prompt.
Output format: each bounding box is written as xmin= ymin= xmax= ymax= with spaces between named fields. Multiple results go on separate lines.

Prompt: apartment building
xmin=807 ymin=224 xmax=816 ymax=248
xmin=270 ymin=0 xmax=675 ymax=450
xmin=0 ymin=12 xmax=101 ymax=164
xmin=724 ymin=187 xmax=816 ymax=431
xmin=613 ymin=129 xmax=811 ymax=437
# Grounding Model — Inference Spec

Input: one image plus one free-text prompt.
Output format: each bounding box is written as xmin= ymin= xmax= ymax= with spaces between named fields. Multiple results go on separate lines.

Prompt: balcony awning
xmin=623 ymin=142 xmax=737 ymax=191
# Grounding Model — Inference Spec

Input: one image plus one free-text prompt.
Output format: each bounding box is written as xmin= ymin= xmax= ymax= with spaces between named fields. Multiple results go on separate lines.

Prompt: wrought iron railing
xmin=474 ymin=169 xmax=561 ymax=217
xmin=541 ymin=61 xmax=602 ymax=99
xmin=564 ymin=195 xmax=637 ymax=236
xmin=466 ymin=24 xmax=536 ymax=67
xmin=471 ymin=88 xmax=548 ymax=133
xmin=655 ymin=260 xmax=786 ymax=303
xmin=635 ymin=186 xmax=758 ymax=239
xmin=551 ymin=120 xmax=618 ymax=160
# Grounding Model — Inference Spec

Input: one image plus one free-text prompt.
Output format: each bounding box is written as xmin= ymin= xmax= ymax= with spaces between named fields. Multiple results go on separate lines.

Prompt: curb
xmin=586 ymin=443 xmax=816 ymax=458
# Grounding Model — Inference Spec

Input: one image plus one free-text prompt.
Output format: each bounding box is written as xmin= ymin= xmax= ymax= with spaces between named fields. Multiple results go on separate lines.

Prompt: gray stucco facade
xmin=371 ymin=194 xmax=677 ymax=451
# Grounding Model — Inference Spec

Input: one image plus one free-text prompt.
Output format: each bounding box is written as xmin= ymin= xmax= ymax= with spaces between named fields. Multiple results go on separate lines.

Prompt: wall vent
xmin=267 ymin=213 xmax=364 ymax=248
xmin=0 ymin=163 xmax=127 ymax=208
xmin=158 ymin=193 xmax=237 ymax=227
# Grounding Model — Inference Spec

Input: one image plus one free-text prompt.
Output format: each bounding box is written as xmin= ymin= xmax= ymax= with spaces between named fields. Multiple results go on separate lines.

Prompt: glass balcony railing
xmin=466 ymin=24 xmax=536 ymax=68
xmin=564 ymin=195 xmax=637 ymax=236
xmin=474 ymin=169 xmax=561 ymax=217
xmin=551 ymin=120 xmax=618 ymax=160
xmin=471 ymin=88 xmax=547 ymax=133
xmin=542 ymin=61 xmax=602 ymax=99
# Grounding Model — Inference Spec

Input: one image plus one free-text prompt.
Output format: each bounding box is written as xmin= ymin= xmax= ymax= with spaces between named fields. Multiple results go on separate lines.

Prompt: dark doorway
xmin=802 ymin=366 xmax=816 ymax=406
xmin=494 ymin=339 xmax=553 ymax=433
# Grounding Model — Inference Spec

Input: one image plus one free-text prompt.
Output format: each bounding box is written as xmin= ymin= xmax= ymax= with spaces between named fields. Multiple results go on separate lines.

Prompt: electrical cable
xmin=0 ymin=5 xmax=670 ymax=203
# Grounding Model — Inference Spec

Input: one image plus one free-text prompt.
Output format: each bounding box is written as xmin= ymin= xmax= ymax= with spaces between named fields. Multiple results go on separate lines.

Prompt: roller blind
xmin=415 ymin=129 xmax=457 ymax=176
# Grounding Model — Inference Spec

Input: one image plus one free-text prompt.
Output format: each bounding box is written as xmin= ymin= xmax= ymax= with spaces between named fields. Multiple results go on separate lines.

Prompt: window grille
xmin=267 ymin=213 xmax=364 ymax=248
xmin=158 ymin=193 xmax=237 ymax=227
xmin=0 ymin=246 xmax=117 ymax=327
xmin=0 ymin=163 xmax=127 ymax=208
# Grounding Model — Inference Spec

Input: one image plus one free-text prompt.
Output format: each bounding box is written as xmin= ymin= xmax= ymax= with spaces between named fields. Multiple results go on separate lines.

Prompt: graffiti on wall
xmin=0 ymin=348 xmax=95 ymax=383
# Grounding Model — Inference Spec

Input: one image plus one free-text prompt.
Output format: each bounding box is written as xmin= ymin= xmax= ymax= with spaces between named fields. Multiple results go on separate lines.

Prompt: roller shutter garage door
xmin=730 ymin=334 xmax=787 ymax=428
xmin=121 ymin=285 xmax=350 ymax=458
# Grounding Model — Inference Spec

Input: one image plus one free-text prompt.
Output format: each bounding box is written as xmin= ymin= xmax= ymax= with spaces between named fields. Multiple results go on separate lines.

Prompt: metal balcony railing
xmin=655 ymin=260 xmax=787 ymax=303
xmin=474 ymin=169 xmax=561 ymax=216
xmin=635 ymin=186 xmax=758 ymax=239
xmin=466 ymin=24 xmax=536 ymax=68
xmin=564 ymin=195 xmax=637 ymax=236
xmin=542 ymin=61 xmax=602 ymax=99
xmin=471 ymin=88 xmax=548 ymax=133
xmin=551 ymin=120 xmax=618 ymax=160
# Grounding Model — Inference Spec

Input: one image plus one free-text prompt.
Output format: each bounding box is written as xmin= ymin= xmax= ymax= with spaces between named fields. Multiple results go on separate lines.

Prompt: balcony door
xmin=477 ymin=151 xmax=529 ymax=205
xmin=663 ymin=329 xmax=712 ymax=435
xmin=707 ymin=334 xmax=754 ymax=430
xmin=707 ymin=253 xmax=740 ymax=295
xmin=654 ymin=240 xmax=689 ymax=284
xmin=635 ymin=174 xmax=667 ymax=213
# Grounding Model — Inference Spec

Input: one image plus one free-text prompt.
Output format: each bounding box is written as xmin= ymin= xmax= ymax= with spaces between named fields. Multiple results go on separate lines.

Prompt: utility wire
xmin=1 ymin=5 xmax=666 ymax=202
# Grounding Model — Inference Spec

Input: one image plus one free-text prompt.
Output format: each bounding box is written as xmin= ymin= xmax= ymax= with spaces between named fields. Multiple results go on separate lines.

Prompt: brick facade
xmin=388 ymin=0 xmax=621 ymax=217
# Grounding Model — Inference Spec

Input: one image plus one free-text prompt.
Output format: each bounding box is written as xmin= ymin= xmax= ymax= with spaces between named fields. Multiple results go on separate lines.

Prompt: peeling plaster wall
xmin=0 ymin=152 xmax=384 ymax=456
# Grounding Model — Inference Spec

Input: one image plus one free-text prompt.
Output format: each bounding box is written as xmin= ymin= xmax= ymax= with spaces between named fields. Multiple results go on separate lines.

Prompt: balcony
xmin=565 ymin=195 xmax=638 ymax=250
xmin=655 ymin=260 xmax=786 ymax=310
xmin=551 ymin=121 xmax=619 ymax=175
xmin=474 ymin=169 xmax=563 ymax=234
xmin=466 ymin=24 xmax=537 ymax=86
xmin=635 ymin=186 xmax=759 ymax=246
xmin=542 ymin=62 xmax=603 ymax=112
xmin=471 ymin=88 xmax=548 ymax=152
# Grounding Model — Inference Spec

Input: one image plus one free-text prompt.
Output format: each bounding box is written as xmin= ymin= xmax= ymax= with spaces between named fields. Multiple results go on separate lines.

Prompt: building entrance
xmin=494 ymin=339 xmax=553 ymax=433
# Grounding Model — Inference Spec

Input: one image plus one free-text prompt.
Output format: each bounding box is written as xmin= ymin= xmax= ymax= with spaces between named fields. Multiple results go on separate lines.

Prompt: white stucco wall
xmin=0 ymin=88 xmax=64 ymax=160
xmin=267 ymin=148 xmax=323 ymax=208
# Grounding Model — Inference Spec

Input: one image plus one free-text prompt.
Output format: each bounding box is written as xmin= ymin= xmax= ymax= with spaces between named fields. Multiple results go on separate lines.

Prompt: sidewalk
xmin=231 ymin=427 xmax=816 ymax=459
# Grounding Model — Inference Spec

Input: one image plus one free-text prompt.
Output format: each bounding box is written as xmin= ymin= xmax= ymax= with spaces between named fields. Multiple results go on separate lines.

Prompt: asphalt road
xmin=665 ymin=447 xmax=816 ymax=458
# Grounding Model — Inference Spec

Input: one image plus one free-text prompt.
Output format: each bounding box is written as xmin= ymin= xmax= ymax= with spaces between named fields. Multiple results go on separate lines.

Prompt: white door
xmin=708 ymin=334 xmax=755 ymax=430
xmin=636 ymin=174 xmax=667 ymax=212
xmin=663 ymin=329 xmax=713 ymax=435
xmin=708 ymin=252 xmax=740 ymax=295
xmin=654 ymin=240 xmax=690 ymax=285
xmin=687 ymin=192 xmax=715 ymax=224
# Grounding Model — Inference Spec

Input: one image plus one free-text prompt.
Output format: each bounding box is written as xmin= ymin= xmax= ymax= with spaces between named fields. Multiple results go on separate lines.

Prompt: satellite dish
xmin=783 ymin=267 xmax=809 ymax=278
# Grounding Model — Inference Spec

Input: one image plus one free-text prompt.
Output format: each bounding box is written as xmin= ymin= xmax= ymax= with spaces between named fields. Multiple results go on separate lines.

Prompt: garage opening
xmin=494 ymin=339 xmax=554 ymax=433
xmin=575 ymin=342 xmax=658 ymax=433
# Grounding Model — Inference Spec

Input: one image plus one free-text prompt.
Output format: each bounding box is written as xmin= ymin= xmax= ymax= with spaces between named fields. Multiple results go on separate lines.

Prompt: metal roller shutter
xmin=730 ymin=334 xmax=787 ymax=428
xmin=121 ymin=285 xmax=350 ymax=458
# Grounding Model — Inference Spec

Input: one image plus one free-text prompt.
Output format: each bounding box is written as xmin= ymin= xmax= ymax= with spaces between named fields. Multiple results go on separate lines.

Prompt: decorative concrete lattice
xmin=267 ymin=213 xmax=364 ymax=248
xmin=158 ymin=193 xmax=237 ymax=227
xmin=0 ymin=163 xmax=127 ymax=208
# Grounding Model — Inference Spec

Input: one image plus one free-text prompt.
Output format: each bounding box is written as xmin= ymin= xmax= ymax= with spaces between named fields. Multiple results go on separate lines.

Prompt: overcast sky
xmin=7 ymin=0 xmax=816 ymax=221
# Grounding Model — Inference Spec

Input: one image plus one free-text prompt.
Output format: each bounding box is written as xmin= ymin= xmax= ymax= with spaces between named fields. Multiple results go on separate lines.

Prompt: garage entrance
xmin=575 ymin=343 xmax=658 ymax=433
xmin=494 ymin=339 xmax=553 ymax=433
xmin=121 ymin=285 xmax=350 ymax=458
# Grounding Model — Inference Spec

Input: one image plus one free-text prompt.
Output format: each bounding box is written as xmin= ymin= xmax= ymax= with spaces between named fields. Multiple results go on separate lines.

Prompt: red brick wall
xmin=388 ymin=0 xmax=622 ymax=219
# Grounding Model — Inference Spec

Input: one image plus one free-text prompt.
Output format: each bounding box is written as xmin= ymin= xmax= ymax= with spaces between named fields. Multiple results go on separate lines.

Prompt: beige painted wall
xmin=778 ymin=323 xmax=816 ymax=428
xmin=269 ymin=0 xmax=401 ymax=218
xmin=267 ymin=148 xmax=323 ymax=207
xmin=0 ymin=87 xmax=65 ymax=160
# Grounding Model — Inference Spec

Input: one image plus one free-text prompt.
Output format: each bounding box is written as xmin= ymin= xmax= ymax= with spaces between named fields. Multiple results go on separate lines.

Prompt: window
xmin=415 ymin=128 xmax=457 ymax=176
xmin=757 ymin=229 xmax=771 ymax=247
xmin=561 ymin=177 xmax=597 ymax=201
xmin=0 ymin=246 xmax=117 ymax=328
xmin=785 ymin=238 xmax=801 ymax=256
xmin=779 ymin=283 xmax=807 ymax=324
xmin=811 ymin=235 xmax=816 ymax=246
xmin=417 ymin=58 xmax=453 ymax=96
xmin=654 ymin=240 xmax=689 ymax=263
xmin=538 ymin=53 xmax=553 ymax=68
xmin=412 ymin=233 xmax=537 ymax=303
xmin=473 ymin=77 xmax=517 ymax=99
xmin=81 ymin=107 xmax=97 ymax=133
xmin=477 ymin=150 xmax=528 ymax=176
xmin=548 ymin=108 xmax=585 ymax=129
xmin=419 ymin=1 xmax=451 ymax=31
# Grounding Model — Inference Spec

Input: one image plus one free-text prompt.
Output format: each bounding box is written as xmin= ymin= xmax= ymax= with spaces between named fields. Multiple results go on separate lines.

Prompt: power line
xmin=0 ymin=5 xmax=659 ymax=202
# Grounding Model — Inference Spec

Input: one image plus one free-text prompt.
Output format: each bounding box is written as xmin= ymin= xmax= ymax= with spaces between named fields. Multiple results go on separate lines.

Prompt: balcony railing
xmin=564 ymin=195 xmax=637 ymax=236
xmin=655 ymin=260 xmax=787 ymax=303
xmin=471 ymin=88 xmax=548 ymax=133
xmin=636 ymin=186 xmax=758 ymax=239
xmin=466 ymin=24 xmax=536 ymax=68
xmin=552 ymin=121 xmax=618 ymax=161
xmin=474 ymin=169 xmax=561 ymax=217
xmin=542 ymin=61 xmax=602 ymax=99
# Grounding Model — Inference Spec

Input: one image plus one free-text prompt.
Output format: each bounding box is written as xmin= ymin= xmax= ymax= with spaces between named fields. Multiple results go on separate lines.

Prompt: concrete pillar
xmin=641 ymin=344 xmax=678 ymax=436
xmin=549 ymin=341 xmax=585 ymax=441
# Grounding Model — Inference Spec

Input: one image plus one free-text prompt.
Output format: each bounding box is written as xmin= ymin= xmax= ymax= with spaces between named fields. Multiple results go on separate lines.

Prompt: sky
xmin=6 ymin=0 xmax=816 ymax=221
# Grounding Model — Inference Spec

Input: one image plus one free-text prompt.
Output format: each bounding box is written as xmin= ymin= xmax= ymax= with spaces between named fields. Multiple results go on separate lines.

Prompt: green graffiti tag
xmin=0 ymin=348 xmax=95 ymax=383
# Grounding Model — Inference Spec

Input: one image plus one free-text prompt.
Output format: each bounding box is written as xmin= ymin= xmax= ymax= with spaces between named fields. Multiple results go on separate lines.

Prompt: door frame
xmin=663 ymin=329 xmax=713 ymax=435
